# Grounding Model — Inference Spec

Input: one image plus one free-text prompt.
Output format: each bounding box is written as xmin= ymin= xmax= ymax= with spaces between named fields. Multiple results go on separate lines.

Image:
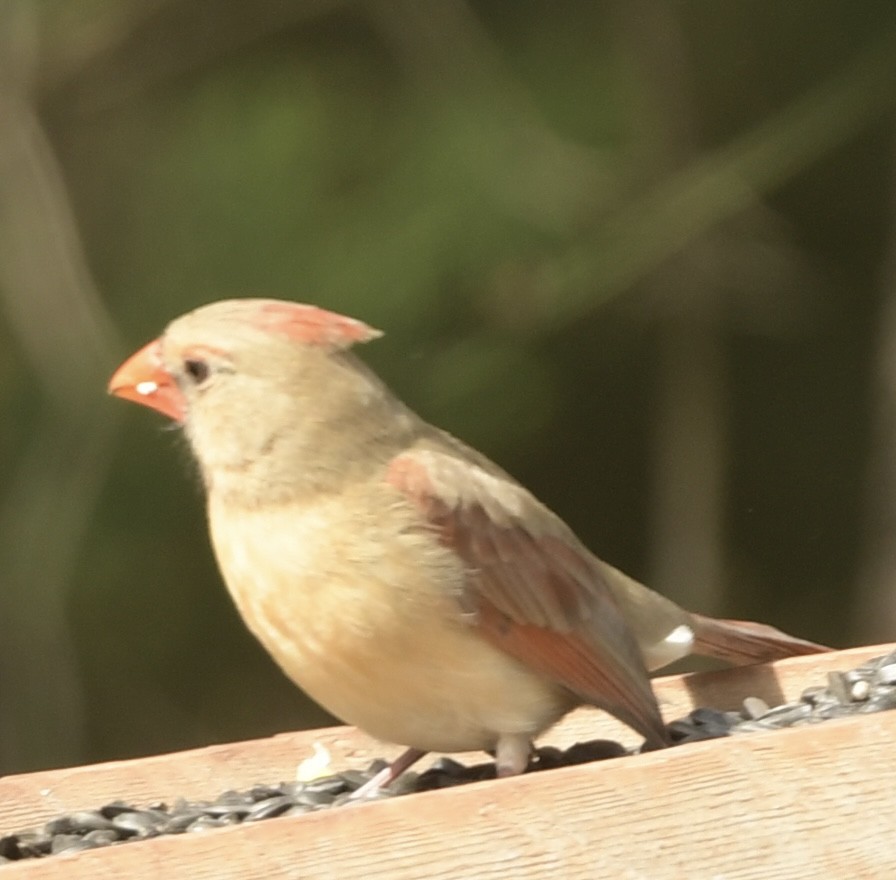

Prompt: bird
xmin=108 ymin=298 xmax=827 ymax=791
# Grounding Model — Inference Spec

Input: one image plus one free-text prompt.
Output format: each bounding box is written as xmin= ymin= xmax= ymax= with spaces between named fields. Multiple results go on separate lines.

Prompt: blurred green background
xmin=1 ymin=0 xmax=896 ymax=774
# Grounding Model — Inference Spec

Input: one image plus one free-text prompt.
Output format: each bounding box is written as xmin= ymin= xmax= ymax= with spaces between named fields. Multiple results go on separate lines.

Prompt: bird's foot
xmin=349 ymin=747 xmax=427 ymax=799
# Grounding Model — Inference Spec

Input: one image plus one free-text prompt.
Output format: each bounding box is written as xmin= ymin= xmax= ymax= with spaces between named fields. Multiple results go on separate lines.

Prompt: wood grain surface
xmin=0 ymin=643 xmax=891 ymax=879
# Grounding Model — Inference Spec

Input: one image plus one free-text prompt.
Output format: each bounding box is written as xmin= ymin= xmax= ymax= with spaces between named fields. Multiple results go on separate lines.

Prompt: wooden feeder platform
xmin=0 ymin=644 xmax=893 ymax=878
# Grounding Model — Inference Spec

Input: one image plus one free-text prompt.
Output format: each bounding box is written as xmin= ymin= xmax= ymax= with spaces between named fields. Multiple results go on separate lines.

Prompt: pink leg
xmin=495 ymin=733 xmax=532 ymax=777
xmin=349 ymin=747 xmax=427 ymax=799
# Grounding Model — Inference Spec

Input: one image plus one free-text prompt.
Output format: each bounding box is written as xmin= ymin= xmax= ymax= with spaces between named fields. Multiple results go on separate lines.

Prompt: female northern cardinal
xmin=109 ymin=299 xmax=826 ymax=790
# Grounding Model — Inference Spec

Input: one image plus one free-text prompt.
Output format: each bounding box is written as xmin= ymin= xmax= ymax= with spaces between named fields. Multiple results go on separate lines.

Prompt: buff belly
xmin=208 ymin=498 xmax=574 ymax=753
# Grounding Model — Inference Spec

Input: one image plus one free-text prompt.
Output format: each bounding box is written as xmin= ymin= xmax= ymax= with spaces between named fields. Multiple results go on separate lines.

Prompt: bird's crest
xmin=250 ymin=301 xmax=382 ymax=351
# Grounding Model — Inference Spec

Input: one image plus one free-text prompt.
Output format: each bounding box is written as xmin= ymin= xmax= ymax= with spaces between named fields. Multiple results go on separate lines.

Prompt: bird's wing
xmin=386 ymin=445 xmax=668 ymax=747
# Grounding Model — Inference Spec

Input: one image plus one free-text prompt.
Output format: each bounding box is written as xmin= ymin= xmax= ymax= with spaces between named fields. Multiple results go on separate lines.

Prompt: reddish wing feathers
xmin=432 ymin=502 xmax=598 ymax=630
xmin=253 ymin=301 xmax=382 ymax=350
xmin=387 ymin=449 xmax=669 ymax=747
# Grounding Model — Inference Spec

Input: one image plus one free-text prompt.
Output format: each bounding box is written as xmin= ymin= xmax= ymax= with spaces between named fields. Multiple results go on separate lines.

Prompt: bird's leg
xmin=494 ymin=733 xmax=533 ymax=777
xmin=350 ymin=747 xmax=427 ymax=799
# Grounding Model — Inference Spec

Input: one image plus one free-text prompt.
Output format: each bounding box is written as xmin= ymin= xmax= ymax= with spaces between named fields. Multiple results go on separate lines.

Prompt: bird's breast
xmin=206 ymin=490 xmax=572 ymax=753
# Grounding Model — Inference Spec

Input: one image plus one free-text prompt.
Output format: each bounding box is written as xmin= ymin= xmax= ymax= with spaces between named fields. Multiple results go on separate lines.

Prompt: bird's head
xmin=108 ymin=299 xmax=394 ymax=499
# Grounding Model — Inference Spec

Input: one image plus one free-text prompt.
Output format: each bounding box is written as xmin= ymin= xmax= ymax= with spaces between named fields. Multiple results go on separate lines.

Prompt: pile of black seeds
xmin=2 ymin=648 xmax=895 ymax=865
xmin=668 ymin=647 xmax=896 ymax=743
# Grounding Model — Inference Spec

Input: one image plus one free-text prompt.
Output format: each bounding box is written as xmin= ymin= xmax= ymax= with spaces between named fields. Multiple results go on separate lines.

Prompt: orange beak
xmin=108 ymin=339 xmax=186 ymax=422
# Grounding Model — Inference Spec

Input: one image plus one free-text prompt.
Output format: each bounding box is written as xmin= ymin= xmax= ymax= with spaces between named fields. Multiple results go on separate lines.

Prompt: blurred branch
xmin=38 ymin=0 xmax=350 ymax=119
xmin=0 ymin=1 xmax=122 ymax=770
xmin=37 ymin=0 xmax=178 ymax=92
xmin=534 ymin=23 xmax=896 ymax=328
xmin=856 ymin=129 xmax=896 ymax=644
xmin=366 ymin=0 xmax=615 ymax=230
xmin=611 ymin=0 xmax=727 ymax=614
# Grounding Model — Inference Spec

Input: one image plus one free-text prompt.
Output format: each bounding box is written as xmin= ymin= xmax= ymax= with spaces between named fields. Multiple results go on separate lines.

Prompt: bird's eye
xmin=183 ymin=358 xmax=210 ymax=385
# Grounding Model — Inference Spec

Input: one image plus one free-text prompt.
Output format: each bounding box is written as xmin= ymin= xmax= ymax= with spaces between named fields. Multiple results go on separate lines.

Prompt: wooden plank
xmin=0 ymin=644 xmax=891 ymax=878
xmin=0 ymin=641 xmax=883 ymax=832
xmin=0 ymin=643 xmax=885 ymax=831
xmin=1 ymin=699 xmax=894 ymax=879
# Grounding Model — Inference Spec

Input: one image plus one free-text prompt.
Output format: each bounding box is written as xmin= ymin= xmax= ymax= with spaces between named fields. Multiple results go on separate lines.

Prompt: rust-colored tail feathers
xmin=691 ymin=613 xmax=830 ymax=667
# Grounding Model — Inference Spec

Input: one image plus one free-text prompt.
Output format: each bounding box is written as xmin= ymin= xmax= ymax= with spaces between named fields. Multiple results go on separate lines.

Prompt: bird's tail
xmin=690 ymin=613 xmax=830 ymax=666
